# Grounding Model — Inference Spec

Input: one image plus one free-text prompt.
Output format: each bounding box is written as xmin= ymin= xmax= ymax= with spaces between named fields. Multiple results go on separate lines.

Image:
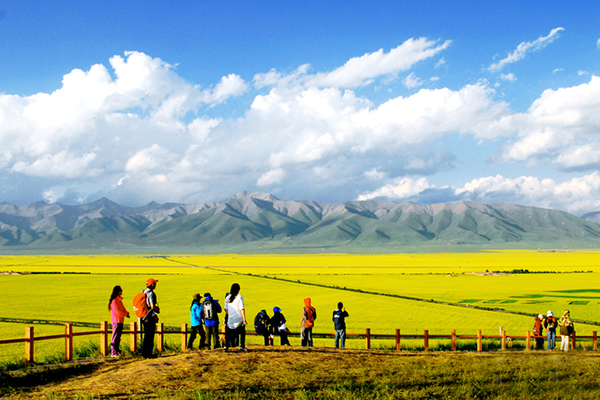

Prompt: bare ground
xmin=4 ymin=347 xmax=600 ymax=399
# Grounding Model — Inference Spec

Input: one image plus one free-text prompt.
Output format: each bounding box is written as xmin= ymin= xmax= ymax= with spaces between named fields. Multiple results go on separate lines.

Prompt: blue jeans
xmin=547 ymin=330 xmax=556 ymax=350
xmin=335 ymin=329 xmax=346 ymax=348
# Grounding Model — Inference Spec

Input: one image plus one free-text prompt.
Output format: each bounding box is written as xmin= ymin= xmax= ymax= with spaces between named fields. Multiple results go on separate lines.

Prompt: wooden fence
xmin=0 ymin=322 xmax=596 ymax=362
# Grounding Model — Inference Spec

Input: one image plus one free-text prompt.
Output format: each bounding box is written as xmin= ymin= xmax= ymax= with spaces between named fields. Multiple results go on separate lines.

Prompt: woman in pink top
xmin=109 ymin=285 xmax=130 ymax=357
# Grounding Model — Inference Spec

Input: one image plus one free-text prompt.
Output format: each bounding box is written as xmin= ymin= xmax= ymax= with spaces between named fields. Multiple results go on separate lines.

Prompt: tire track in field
xmin=200 ymin=265 xmax=600 ymax=327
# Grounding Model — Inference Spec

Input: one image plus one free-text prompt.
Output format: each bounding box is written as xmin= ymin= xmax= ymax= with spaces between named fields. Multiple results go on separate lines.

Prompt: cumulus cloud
xmin=359 ymin=173 xmax=600 ymax=214
xmin=3 ymin=43 xmax=600 ymax=215
xmin=498 ymin=75 xmax=600 ymax=171
xmin=456 ymin=173 xmax=600 ymax=214
xmin=358 ymin=177 xmax=433 ymax=201
xmin=0 ymin=46 xmax=515 ymax=206
xmin=489 ymin=27 xmax=564 ymax=73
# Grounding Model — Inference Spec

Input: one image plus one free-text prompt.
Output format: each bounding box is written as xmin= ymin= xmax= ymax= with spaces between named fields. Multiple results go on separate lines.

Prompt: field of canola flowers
xmin=1 ymin=251 xmax=599 ymax=361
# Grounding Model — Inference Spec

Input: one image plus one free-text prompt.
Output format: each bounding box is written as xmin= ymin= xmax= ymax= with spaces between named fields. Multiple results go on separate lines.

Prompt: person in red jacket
xmin=533 ymin=314 xmax=544 ymax=350
xmin=108 ymin=285 xmax=130 ymax=357
xmin=301 ymin=297 xmax=317 ymax=347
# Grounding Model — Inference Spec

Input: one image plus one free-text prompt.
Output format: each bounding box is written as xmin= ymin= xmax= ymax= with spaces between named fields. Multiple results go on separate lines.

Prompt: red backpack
xmin=132 ymin=292 xmax=150 ymax=319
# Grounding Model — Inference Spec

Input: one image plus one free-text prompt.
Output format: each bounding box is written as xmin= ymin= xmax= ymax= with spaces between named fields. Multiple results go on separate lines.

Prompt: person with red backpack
xmin=301 ymin=297 xmax=317 ymax=347
xmin=136 ymin=278 xmax=160 ymax=359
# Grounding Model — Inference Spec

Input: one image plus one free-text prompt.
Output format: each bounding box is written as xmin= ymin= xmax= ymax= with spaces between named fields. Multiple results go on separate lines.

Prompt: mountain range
xmin=1 ymin=191 xmax=600 ymax=252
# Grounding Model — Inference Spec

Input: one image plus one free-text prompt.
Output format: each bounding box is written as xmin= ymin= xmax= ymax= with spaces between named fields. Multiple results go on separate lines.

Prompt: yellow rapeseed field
xmin=1 ymin=250 xmax=599 ymax=361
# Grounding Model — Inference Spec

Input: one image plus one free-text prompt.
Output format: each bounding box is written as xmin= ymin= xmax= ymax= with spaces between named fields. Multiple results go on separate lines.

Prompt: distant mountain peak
xmin=233 ymin=191 xmax=280 ymax=201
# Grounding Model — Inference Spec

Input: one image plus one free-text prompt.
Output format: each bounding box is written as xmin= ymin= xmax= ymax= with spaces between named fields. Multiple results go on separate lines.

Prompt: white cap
xmin=547 ymin=310 xmax=553 ymax=317
xmin=538 ymin=314 xmax=543 ymax=319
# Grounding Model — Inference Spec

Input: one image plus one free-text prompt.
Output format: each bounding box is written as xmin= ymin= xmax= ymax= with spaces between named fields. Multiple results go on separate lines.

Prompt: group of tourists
xmin=107 ymin=279 xmax=351 ymax=358
xmin=532 ymin=309 xmax=575 ymax=351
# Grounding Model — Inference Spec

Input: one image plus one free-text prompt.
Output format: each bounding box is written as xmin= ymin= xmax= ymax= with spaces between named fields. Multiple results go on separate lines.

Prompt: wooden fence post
xmin=365 ymin=328 xmax=371 ymax=350
xmin=157 ymin=323 xmax=164 ymax=352
xmin=395 ymin=329 xmax=401 ymax=351
xmin=501 ymin=329 xmax=507 ymax=351
xmin=130 ymin=322 xmax=138 ymax=352
xmin=593 ymin=331 xmax=597 ymax=351
xmin=182 ymin=323 xmax=188 ymax=351
xmin=526 ymin=331 xmax=531 ymax=351
xmin=477 ymin=330 xmax=482 ymax=352
xmin=100 ymin=321 xmax=109 ymax=356
xmin=572 ymin=331 xmax=576 ymax=350
xmin=25 ymin=326 xmax=34 ymax=362
xmin=65 ymin=323 xmax=73 ymax=361
xmin=451 ymin=330 xmax=457 ymax=351
xmin=424 ymin=330 xmax=429 ymax=352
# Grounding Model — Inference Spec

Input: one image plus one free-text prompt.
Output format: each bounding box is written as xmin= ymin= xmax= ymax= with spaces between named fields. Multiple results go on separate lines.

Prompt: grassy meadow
xmin=2 ymin=251 xmax=600 ymax=362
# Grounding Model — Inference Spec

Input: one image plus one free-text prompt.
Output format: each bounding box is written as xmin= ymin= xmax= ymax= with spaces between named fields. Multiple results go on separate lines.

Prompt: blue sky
xmin=1 ymin=1 xmax=600 ymax=215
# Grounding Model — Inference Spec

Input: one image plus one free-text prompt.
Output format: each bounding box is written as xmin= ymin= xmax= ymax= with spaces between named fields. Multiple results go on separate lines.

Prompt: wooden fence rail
xmin=0 ymin=322 xmax=596 ymax=362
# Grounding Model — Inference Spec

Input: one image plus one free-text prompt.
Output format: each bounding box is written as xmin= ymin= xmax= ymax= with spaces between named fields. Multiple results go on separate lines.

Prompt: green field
xmin=2 ymin=251 xmax=600 ymax=362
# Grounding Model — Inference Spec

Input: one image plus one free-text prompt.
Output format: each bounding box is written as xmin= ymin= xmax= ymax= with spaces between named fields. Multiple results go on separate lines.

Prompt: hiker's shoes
xmin=241 ymin=347 xmax=249 ymax=352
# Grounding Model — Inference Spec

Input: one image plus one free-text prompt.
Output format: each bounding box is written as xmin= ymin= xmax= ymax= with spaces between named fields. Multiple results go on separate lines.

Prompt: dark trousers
xmin=256 ymin=327 xmax=270 ymax=345
xmin=204 ymin=325 xmax=220 ymax=349
xmin=277 ymin=331 xmax=290 ymax=346
xmin=301 ymin=327 xmax=313 ymax=347
xmin=225 ymin=325 xmax=246 ymax=348
xmin=187 ymin=325 xmax=206 ymax=350
xmin=111 ymin=322 xmax=123 ymax=355
xmin=142 ymin=318 xmax=156 ymax=358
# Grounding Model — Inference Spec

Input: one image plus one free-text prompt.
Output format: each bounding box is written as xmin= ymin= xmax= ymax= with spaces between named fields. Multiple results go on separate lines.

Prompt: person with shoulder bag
xmin=559 ymin=309 xmax=575 ymax=351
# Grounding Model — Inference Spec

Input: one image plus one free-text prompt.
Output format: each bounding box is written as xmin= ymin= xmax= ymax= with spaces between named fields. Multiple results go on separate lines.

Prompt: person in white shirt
xmin=224 ymin=283 xmax=248 ymax=352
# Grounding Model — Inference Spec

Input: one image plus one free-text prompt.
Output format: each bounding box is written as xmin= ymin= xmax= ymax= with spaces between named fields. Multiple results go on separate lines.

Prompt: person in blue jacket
xmin=202 ymin=292 xmax=222 ymax=349
xmin=332 ymin=302 xmax=349 ymax=348
xmin=187 ymin=293 xmax=206 ymax=350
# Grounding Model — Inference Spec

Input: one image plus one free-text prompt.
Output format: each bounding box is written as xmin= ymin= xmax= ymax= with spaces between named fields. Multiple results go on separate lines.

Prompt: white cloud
xmin=489 ymin=27 xmax=564 ymax=73
xmin=500 ymin=73 xmax=517 ymax=82
xmin=360 ymin=173 xmax=600 ymax=214
xmin=12 ymin=152 xmax=98 ymax=178
xmin=435 ymin=58 xmax=446 ymax=68
xmin=254 ymin=38 xmax=451 ymax=89
xmin=4 ymin=45 xmax=600 ymax=212
xmin=257 ymin=168 xmax=286 ymax=186
xmin=553 ymin=68 xmax=564 ymax=74
xmin=358 ymin=177 xmax=433 ymax=201
xmin=455 ymin=173 xmax=600 ymax=214
xmin=403 ymin=72 xmax=424 ymax=89
xmin=498 ymin=75 xmax=600 ymax=170
xmin=364 ymin=167 xmax=387 ymax=181
xmin=578 ymin=70 xmax=588 ymax=76
xmin=201 ymin=73 xmax=247 ymax=105
xmin=597 ymin=38 xmax=600 ymax=49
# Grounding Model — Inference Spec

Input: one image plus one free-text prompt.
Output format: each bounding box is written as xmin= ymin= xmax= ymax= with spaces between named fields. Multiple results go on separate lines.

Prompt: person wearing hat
xmin=558 ymin=309 xmax=575 ymax=351
xmin=270 ymin=306 xmax=290 ymax=346
xmin=533 ymin=314 xmax=544 ymax=350
xmin=543 ymin=310 xmax=557 ymax=351
xmin=142 ymin=278 xmax=160 ymax=358
xmin=254 ymin=309 xmax=271 ymax=346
